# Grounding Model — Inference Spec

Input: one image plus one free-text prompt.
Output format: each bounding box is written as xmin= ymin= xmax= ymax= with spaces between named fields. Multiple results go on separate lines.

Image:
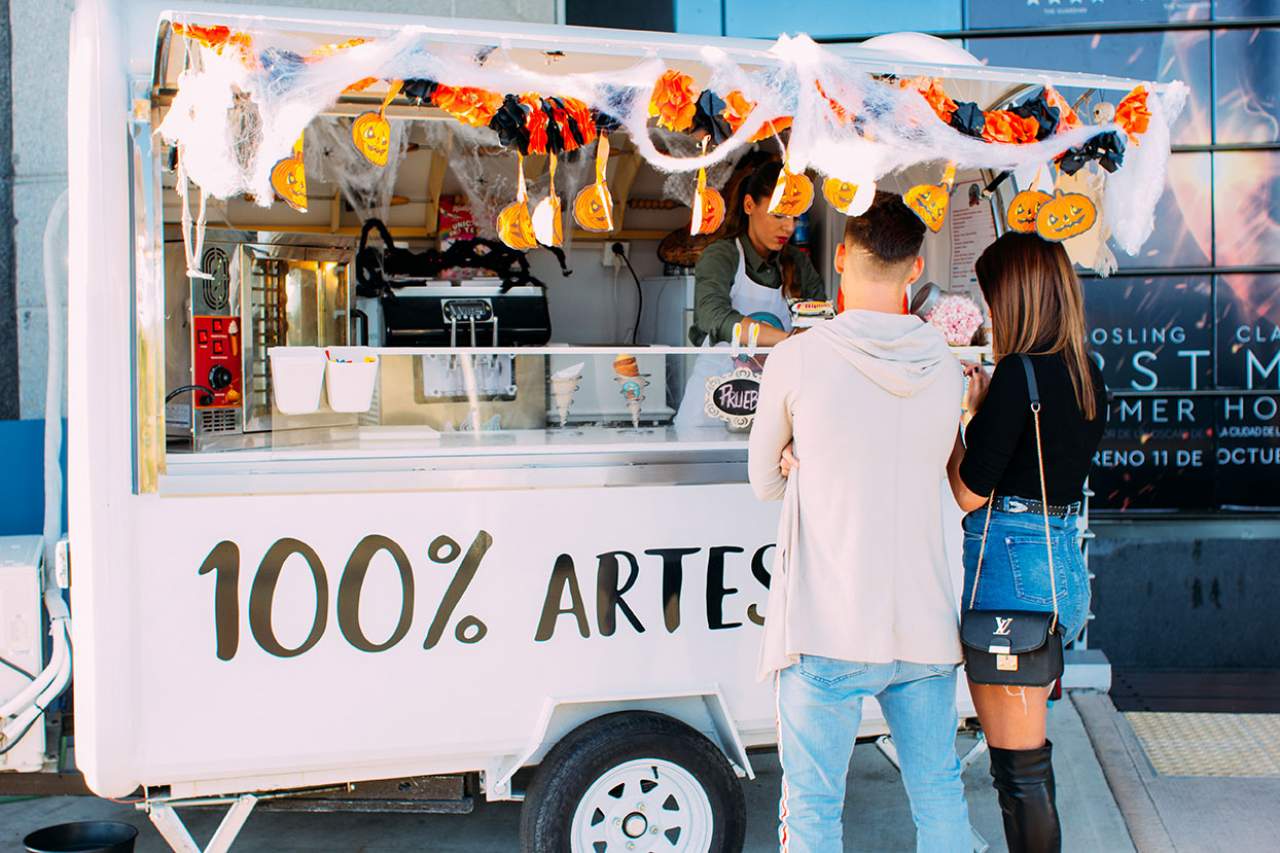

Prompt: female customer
xmin=948 ymin=232 xmax=1107 ymax=853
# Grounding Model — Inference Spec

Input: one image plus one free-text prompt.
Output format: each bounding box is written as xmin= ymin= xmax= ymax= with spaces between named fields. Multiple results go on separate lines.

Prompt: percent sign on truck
xmin=198 ymin=531 xmax=494 ymax=661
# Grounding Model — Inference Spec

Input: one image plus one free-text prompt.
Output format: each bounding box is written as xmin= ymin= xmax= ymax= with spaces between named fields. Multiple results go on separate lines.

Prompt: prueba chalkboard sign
xmin=705 ymin=367 xmax=761 ymax=430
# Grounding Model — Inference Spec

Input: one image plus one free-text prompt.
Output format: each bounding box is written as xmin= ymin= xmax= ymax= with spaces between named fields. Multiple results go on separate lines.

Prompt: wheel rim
xmin=569 ymin=757 xmax=715 ymax=853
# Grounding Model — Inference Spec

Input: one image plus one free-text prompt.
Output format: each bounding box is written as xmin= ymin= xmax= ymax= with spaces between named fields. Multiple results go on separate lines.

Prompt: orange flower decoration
xmin=649 ymin=70 xmax=699 ymax=132
xmin=172 ymin=23 xmax=252 ymax=54
xmin=749 ymin=117 xmax=793 ymax=143
xmin=432 ymin=85 xmax=502 ymax=128
xmin=1115 ymin=86 xmax=1151 ymax=140
xmin=308 ymin=37 xmax=368 ymax=61
xmin=721 ymin=90 xmax=756 ymax=133
xmin=816 ymin=81 xmax=852 ymax=124
xmin=1044 ymin=87 xmax=1081 ymax=133
xmin=343 ymin=77 xmax=379 ymax=94
xmin=982 ymin=110 xmax=1039 ymax=144
xmin=522 ymin=94 xmax=550 ymax=155
xmin=914 ymin=77 xmax=957 ymax=124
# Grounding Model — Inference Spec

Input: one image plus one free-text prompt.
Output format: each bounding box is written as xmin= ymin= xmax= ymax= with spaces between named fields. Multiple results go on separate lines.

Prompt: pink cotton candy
xmin=926 ymin=294 xmax=984 ymax=347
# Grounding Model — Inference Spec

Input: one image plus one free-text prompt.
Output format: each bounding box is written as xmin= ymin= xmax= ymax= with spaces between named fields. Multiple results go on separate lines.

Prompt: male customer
xmin=749 ymin=192 xmax=970 ymax=852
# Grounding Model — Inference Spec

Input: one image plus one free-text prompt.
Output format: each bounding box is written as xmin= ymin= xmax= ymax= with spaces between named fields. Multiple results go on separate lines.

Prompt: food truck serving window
xmin=137 ymin=12 xmax=1183 ymax=495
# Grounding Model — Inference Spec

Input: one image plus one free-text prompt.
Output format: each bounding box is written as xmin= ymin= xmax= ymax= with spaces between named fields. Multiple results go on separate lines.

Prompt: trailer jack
xmin=141 ymin=794 xmax=257 ymax=853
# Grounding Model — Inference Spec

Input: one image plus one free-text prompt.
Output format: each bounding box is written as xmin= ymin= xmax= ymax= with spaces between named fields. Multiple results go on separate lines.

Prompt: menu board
xmin=949 ymin=180 xmax=998 ymax=304
xmin=1085 ymin=275 xmax=1280 ymax=511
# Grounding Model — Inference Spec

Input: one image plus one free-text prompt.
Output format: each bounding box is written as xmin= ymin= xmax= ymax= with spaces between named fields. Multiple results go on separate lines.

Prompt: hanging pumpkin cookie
xmin=690 ymin=137 xmax=725 ymax=236
xmin=573 ymin=134 xmax=614 ymax=233
xmin=768 ymin=155 xmax=814 ymax=217
xmin=497 ymin=154 xmax=537 ymax=251
xmin=532 ymin=153 xmax=564 ymax=248
xmin=270 ymin=133 xmax=308 ymax=213
xmin=351 ymin=80 xmax=403 ymax=167
xmin=822 ymin=177 xmax=875 ymax=217
xmin=905 ymin=162 xmax=956 ymax=233
xmin=1054 ymin=167 xmax=1114 ymax=274
xmin=1006 ymin=188 xmax=1053 ymax=234
xmin=1035 ymin=188 xmax=1098 ymax=242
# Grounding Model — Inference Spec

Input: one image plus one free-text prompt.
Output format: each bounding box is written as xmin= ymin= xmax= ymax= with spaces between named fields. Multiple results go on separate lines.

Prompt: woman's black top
xmin=959 ymin=353 xmax=1108 ymax=506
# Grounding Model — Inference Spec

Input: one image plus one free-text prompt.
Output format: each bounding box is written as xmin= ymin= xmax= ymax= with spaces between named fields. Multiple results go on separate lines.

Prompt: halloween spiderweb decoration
xmin=157 ymin=22 xmax=1188 ymax=259
xmin=308 ymin=115 xmax=409 ymax=225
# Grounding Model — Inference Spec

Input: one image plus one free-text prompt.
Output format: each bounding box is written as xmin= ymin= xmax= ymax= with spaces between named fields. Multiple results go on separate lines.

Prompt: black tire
xmin=518 ymin=711 xmax=746 ymax=853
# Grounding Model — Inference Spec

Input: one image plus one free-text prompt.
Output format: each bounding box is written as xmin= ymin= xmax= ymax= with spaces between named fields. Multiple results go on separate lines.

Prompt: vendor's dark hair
xmin=721 ymin=156 xmax=799 ymax=298
xmin=843 ymin=191 xmax=926 ymax=268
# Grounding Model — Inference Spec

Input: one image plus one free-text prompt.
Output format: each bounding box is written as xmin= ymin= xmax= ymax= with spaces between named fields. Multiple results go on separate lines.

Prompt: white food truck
xmin=0 ymin=1 xmax=1181 ymax=850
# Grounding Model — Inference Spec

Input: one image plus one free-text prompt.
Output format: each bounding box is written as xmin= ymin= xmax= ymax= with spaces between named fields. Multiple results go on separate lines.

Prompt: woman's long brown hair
xmin=719 ymin=157 xmax=798 ymax=299
xmin=976 ymin=232 xmax=1099 ymax=420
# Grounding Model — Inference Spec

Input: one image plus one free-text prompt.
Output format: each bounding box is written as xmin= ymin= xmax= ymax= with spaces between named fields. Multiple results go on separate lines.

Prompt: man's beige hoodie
xmin=748 ymin=309 xmax=964 ymax=680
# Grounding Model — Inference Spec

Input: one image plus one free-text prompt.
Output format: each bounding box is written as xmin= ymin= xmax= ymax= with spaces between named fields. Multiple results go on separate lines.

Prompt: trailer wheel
xmin=518 ymin=711 xmax=746 ymax=853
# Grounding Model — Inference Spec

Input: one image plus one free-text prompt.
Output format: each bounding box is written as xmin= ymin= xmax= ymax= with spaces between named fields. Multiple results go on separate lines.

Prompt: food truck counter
xmin=162 ymin=343 xmax=991 ymax=494
xmin=161 ymin=428 xmax=752 ymax=495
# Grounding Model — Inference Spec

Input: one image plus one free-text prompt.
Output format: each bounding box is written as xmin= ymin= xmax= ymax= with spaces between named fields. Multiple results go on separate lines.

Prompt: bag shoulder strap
xmin=1018 ymin=354 xmax=1040 ymax=405
xmin=967 ymin=354 xmax=1059 ymax=633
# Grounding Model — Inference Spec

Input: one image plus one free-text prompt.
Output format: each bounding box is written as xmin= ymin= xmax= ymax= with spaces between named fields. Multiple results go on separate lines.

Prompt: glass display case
xmin=154 ymin=340 xmax=989 ymax=497
xmin=262 ymin=346 xmax=747 ymax=453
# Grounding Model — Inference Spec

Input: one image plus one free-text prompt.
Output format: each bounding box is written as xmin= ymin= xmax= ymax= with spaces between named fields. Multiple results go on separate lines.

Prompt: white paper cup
xmin=269 ymin=347 xmax=326 ymax=414
xmin=324 ymin=347 xmax=379 ymax=413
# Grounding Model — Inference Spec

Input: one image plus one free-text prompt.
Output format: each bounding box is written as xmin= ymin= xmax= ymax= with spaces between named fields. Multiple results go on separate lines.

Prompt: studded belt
xmin=993 ymin=495 xmax=1082 ymax=518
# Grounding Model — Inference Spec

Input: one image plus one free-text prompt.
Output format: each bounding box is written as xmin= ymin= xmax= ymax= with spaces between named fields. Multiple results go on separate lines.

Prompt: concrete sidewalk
xmin=1074 ymin=690 xmax=1280 ymax=853
xmin=2 ymin=697 xmax=1130 ymax=852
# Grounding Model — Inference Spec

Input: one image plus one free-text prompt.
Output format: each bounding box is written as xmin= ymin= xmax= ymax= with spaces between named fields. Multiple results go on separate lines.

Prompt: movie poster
xmin=966 ymin=12 xmax=1280 ymax=512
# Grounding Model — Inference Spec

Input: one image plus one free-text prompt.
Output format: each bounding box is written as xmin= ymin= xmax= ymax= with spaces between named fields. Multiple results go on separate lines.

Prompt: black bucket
xmin=23 ymin=821 xmax=138 ymax=853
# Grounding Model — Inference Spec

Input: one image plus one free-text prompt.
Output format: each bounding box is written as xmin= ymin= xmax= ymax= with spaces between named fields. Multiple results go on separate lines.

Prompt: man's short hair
xmin=843 ymin=191 xmax=927 ymax=268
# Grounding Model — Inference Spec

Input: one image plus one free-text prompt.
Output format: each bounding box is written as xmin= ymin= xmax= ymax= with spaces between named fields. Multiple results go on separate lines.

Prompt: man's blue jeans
xmin=777 ymin=656 xmax=972 ymax=852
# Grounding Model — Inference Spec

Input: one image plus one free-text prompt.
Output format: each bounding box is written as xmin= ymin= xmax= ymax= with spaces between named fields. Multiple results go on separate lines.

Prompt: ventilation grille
xmin=199 ymin=408 xmax=238 ymax=434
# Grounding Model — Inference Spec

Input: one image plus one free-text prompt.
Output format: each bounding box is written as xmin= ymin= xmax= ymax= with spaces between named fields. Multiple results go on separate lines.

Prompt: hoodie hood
xmin=807 ymin=309 xmax=952 ymax=397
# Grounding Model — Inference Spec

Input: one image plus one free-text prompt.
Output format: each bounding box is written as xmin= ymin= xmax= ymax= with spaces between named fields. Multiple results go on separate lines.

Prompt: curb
xmin=1070 ymin=690 xmax=1177 ymax=852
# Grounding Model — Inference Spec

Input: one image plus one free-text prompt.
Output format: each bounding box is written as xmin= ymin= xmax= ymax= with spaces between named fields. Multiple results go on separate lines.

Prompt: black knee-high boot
xmin=987 ymin=740 xmax=1061 ymax=853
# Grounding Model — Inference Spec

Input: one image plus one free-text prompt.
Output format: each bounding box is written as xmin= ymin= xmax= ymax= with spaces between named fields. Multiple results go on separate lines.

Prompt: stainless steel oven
xmin=165 ymin=233 xmax=354 ymax=451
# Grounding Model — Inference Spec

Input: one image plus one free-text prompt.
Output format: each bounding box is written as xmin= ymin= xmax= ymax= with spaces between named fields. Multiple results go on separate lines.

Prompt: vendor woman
xmin=689 ymin=159 xmax=826 ymax=345
xmin=675 ymin=159 xmax=827 ymax=429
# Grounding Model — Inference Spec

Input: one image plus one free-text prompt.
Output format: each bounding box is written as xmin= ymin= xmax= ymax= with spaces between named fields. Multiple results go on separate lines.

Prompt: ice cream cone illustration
xmin=625 ymin=395 xmax=644 ymax=429
xmin=550 ymin=362 xmax=585 ymax=428
xmin=615 ymin=374 xmax=649 ymax=429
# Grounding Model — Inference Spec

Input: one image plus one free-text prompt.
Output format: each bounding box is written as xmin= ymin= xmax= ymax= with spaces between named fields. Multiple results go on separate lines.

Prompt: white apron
xmin=674 ymin=244 xmax=792 ymax=430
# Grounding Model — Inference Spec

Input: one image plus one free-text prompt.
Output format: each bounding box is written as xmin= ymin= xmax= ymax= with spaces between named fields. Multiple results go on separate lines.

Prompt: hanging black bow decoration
xmin=950 ymin=102 xmax=986 ymax=139
xmin=1058 ymin=130 xmax=1126 ymax=175
xmin=489 ymin=94 xmax=532 ymax=154
xmin=1010 ymin=88 xmax=1060 ymax=141
xmin=402 ymin=78 xmax=439 ymax=105
xmin=541 ymin=98 xmax=566 ymax=156
xmin=596 ymin=110 xmax=621 ymax=133
xmin=692 ymin=90 xmax=732 ymax=144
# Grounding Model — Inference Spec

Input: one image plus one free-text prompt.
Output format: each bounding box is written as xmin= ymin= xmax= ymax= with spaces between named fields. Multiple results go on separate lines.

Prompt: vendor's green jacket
xmin=690 ymin=236 xmax=826 ymax=345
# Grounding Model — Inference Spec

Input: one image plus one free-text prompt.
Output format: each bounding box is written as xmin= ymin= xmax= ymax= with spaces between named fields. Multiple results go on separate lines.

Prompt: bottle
xmin=791 ymin=212 xmax=810 ymax=251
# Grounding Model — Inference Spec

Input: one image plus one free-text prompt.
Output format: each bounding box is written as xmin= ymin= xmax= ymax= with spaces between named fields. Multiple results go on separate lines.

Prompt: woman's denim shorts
xmin=961 ymin=501 xmax=1091 ymax=646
